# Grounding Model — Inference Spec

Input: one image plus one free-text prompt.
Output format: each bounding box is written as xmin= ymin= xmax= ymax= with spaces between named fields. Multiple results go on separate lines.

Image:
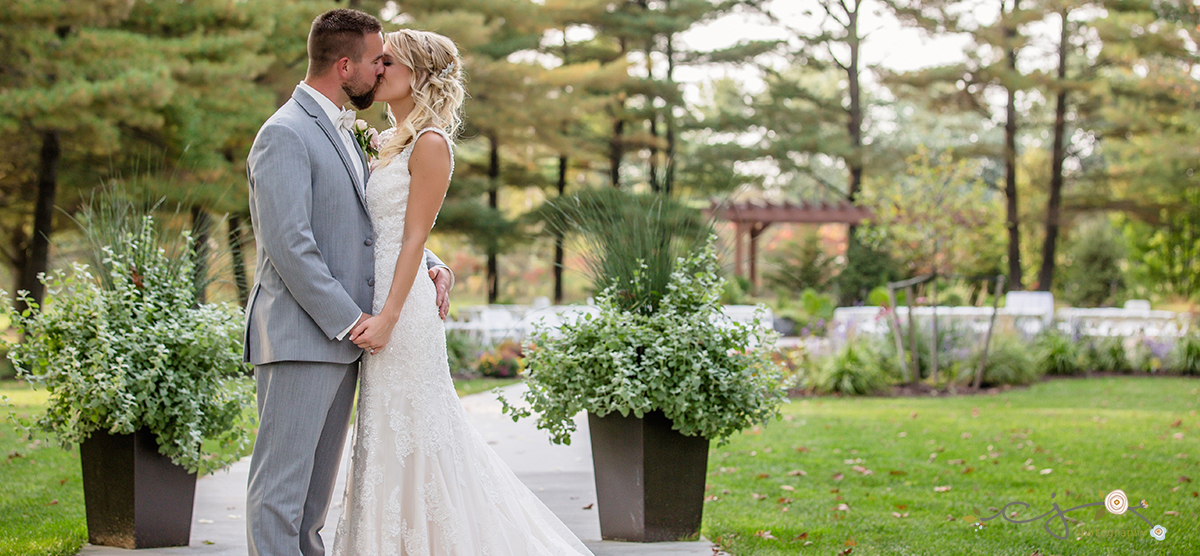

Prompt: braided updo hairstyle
xmin=377 ymin=29 xmax=465 ymax=166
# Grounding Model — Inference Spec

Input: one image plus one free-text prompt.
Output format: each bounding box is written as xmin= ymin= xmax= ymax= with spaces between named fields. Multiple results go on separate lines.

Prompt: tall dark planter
xmin=588 ymin=410 xmax=710 ymax=542
xmin=80 ymin=428 xmax=198 ymax=548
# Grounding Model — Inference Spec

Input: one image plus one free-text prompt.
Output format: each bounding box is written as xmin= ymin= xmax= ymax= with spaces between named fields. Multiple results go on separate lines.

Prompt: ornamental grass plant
xmin=2 ymin=208 xmax=252 ymax=474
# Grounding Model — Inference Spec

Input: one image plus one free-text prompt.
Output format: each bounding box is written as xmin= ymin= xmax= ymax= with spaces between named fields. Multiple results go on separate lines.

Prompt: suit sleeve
xmin=248 ymin=123 xmax=362 ymax=338
xmin=424 ymin=248 xmax=455 ymax=290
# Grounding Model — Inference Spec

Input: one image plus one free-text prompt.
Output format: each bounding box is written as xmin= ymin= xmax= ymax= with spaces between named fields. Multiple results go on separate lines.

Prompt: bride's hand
xmin=350 ymin=314 xmax=396 ymax=354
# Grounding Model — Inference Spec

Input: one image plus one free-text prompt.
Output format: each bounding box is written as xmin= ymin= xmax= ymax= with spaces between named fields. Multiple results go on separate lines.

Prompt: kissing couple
xmin=242 ymin=8 xmax=593 ymax=556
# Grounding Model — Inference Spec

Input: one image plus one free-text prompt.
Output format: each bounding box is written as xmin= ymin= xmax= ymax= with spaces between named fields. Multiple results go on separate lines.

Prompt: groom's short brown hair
xmin=307 ymin=9 xmax=383 ymax=75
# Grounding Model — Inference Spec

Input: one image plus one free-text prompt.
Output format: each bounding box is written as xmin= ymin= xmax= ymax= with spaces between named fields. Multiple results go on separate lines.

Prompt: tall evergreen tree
xmin=890 ymin=0 xmax=1043 ymax=290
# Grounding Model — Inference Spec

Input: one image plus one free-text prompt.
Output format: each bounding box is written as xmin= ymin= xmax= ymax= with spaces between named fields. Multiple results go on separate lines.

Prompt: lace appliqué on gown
xmin=332 ymin=128 xmax=593 ymax=556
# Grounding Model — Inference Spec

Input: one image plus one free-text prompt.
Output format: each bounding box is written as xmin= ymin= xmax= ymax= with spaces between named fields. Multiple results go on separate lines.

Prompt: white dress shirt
xmin=297 ymin=81 xmax=365 ymax=186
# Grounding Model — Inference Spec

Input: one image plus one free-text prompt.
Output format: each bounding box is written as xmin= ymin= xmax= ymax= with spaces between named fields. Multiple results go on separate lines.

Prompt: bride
xmin=333 ymin=29 xmax=594 ymax=556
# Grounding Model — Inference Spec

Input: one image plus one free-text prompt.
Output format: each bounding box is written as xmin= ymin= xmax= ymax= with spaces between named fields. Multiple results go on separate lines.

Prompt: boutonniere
xmin=352 ymin=119 xmax=380 ymax=159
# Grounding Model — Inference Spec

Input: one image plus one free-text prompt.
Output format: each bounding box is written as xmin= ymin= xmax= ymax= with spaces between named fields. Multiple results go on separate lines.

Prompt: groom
xmin=243 ymin=9 xmax=452 ymax=556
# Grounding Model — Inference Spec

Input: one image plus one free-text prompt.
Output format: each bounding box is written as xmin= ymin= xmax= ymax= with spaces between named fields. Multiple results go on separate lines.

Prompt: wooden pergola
xmin=709 ymin=200 xmax=874 ymax=292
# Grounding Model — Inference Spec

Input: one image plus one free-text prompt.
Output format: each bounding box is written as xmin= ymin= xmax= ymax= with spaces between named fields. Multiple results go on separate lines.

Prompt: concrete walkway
xmin=79 ymin=384 xmax=721 ymax=556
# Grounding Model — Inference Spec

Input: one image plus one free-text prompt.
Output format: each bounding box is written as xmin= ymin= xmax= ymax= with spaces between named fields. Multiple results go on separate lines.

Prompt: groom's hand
xmin=429 ymin=267 xmax=451 ymax=320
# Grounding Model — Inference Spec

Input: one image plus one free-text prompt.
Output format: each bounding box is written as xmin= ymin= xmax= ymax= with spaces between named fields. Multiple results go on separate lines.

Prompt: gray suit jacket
xmin=244 ymin=86 xmax=447 ymax=365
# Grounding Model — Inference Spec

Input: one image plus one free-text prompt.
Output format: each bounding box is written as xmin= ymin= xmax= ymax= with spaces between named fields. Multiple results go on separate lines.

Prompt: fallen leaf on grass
xmin=1164 ymin=511 xmax=1180 ymax=516
xmin=961 ymin=432 xmax=972 ymax=439
xmin=754 ymin=530 xmax=776 ymax=540
xmin=934 ymin=485 xmax=952 ymax=492
xmin=851 ymin=465 xmax=873 ymax=475
xmin=756 ymin=473 xmax=770 ymax=479
xmin=780 ymin=485 xmax=795 ymax=491
xmin=1179 ymin=476 xmax=1192 ymax=483
xmin=795 ymin=446 xmax=811 ymax=453
xmin=845 ymin=539 xmax=857 ymax=546
xmin=889 ymin=470 xmax=907 ymax=476
xmin=971 ymin=407 xmax=981 ymax=418
xmin=787 ymin=469 xmax=808 ymax=476
xmin=795 ymin=532 xmax=809 ymax=540
xmin=832 ymin=503 xmax=851 ymax=511
xmin=892 ymin=512 xmax=909 ymax=518
xmin=840 ymin=549 xmax=853 ymax=555
xmin=832 ymin=472 xmax=844 ymax=482
xmin=1171 ymin=419 xmax=1183 ymax=428
xmin=778 ymin=497 xmax=793 ymax=504
xmin=1040 ymin=468 xmax=1053 ymax=475
xmin=895 ymin=504 xmax=908 ymax=510
xmin=45 ymin=499 xmax=58 ymax=506
xmin=949 ymin=459 xmax=966 ymax=465
xmin=844 ymin=458 xmax=863 ymax=464
xmin=1173 ymin=433 xmax=1185 ymax=440
xmin=962 ymin=467 xmax=975 ymax=474
xmin=704 ymin=495 xmax=718 ymax=502
xmin=751 ymin=493 xmax=767 ymax=500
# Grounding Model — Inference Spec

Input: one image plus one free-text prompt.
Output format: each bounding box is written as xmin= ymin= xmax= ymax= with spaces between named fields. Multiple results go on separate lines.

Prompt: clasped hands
xmin=351 ymin=267 xmax=451 ymax=354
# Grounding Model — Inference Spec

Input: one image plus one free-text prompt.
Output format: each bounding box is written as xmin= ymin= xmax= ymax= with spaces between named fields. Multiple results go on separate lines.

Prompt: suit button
xmin=368 ymin=278 xmax=375 ymax=287
xmin=364 ymin=238 xmax=373 ymax=246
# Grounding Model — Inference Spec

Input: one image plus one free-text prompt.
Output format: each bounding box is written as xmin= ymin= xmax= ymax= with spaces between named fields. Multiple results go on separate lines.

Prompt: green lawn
xmin=702 ymin=377 xmax=1200 ymax=555
xmin=0 ymin=382 xmax=85 ymax=556
xmin=0 ymin=376 xmax=520 ymax=556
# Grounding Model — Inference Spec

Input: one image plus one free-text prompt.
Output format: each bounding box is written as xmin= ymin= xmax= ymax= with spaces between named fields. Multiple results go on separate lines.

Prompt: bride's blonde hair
xmin=377 ymin=29 xmax=465 ymax=167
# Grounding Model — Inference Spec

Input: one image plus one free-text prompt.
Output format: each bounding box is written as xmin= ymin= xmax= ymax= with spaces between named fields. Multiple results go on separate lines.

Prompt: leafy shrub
xmin=834 ymin=234 xmax=902 ymax=306
xmin=1059 ymin=218 xmax=1126 ymax=307
xmin=958 ymin=333 xmax=1041 ymax=387
xmin=476 ymin=340 xmax=524 ymax=379
xmin=813 ymin=339 xmax=889 ymax=395
xmin=1078 ymin=336 xmax=1129 ymax=373
xmin=1035 ymin=332 xmax=1083 ymax=376
xmin=445 ymin=330 xmax=482 ymax=376
xmin=1129 ymin=336 xmax=1173 ymax=373
xmin=1168 ymin=334 xmax=1200 ymax=376
xmin=765 ymin=231 xmax=835 ymax=293
xmin=505 ymin=238 xmax=786 ymax=444
xmin=0 ymin=345 xmax=13 ymax=379
xmin=1 ymin=217 xmax=251 ymax=474
xmin=875 ymin=320 xmax=976 ymax=382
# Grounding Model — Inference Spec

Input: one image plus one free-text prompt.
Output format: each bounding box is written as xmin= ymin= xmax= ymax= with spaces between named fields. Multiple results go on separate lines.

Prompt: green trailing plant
xmin=1 ymin=215 xmax=252 ymax=474
xmin=958 ymin=333 xmax=1041 ymax=387
xmin=1036 ymin=331 xmax=1083 ymax=376
xmin=501 ymin=237 xmax=786 ymax=445
xmin=1168 ymin=333 xmax=1200 ymax=376
xmin=813 ymin=338 xmax=889 ymax=396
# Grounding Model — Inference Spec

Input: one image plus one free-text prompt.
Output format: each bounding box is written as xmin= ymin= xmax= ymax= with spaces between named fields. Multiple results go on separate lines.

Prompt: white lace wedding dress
xmin=331 ymin=127 xmax=594 ymax=556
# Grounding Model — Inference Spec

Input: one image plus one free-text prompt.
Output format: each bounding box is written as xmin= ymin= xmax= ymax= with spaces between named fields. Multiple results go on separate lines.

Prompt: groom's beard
xmin=344 ymin=79 xmax=378 ymax=111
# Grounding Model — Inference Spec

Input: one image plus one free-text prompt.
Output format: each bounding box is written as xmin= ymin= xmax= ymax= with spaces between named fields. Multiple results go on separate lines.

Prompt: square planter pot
xmin=588 ymin=410 xmax=710 ymax=542
xmin=80 ymin=428 xmax=198 ymax=548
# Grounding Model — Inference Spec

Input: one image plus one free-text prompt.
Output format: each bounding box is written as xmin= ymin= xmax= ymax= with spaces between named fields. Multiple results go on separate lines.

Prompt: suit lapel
xmin=291 ymin=87 xmax=369 ymax=211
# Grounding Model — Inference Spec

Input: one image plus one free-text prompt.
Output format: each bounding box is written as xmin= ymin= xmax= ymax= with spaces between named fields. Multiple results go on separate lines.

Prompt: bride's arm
xmin=350 ymin=132 xmax=452 ymax=351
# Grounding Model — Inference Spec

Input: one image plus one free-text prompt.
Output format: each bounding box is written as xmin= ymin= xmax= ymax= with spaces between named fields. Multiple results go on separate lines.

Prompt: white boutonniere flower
xmin=352 ymin=119 xmax=380 ymax=159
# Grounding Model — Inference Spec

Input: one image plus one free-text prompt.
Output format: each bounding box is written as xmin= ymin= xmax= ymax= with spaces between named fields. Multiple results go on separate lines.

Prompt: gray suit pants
xmin=246 ymin=361 xmax=358 ymax=556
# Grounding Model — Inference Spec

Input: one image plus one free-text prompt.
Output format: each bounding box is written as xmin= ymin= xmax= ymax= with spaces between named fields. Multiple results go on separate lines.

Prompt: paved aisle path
xmin=79 ymin=384 xmax=720 ymax=556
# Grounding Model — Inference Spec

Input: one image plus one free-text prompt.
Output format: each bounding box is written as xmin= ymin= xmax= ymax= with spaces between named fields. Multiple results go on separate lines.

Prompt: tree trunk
xmin=554 ymin=154 xmax=567 ymax=304
xmin=487 ymin=136 xmax=500 ymax=303
xmin=227 ymin=213 xmax=250 ymax=306
xmin=610 ymin=117 xmax=624 ymax=189
xmin=1038 ymin=10 xmax=1070 ymax=292
xmin=17 ymin=130 xmax=60 ymax=311
xmin=1003 ymin=0 xmax=1023 ymax=290
xmin=190 ymin=205 xmax=212 ymax=303
xmin=845 ymin=0 xmax=864 ymax=242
